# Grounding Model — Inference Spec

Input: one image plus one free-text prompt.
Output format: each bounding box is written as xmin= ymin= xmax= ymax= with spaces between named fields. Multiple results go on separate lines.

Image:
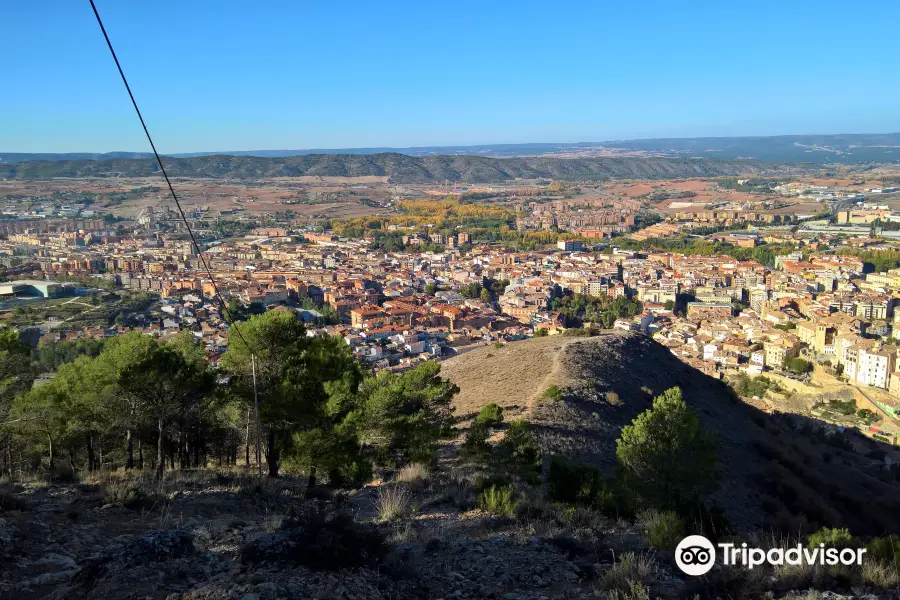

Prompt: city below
xmin=3 ymin=164 xmax=900 ymax=444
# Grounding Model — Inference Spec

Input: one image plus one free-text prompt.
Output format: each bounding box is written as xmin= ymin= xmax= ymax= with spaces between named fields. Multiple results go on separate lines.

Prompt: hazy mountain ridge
xmin=0 ymin=153 xmax=782 ymax=183
xmin=4 ymin=132 xmax=899 ymax=163
xmin=0 ymin=152 xmax=156 ymax=163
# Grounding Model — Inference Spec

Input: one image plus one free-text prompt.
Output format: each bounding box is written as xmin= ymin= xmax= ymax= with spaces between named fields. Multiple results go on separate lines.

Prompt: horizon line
xmin=4 ymin=130 xmax=900 ymax=157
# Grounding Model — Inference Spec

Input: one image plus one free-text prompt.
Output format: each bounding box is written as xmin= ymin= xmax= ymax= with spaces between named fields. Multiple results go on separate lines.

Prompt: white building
xmin=855 ymin=347 xmax=894 ymax=389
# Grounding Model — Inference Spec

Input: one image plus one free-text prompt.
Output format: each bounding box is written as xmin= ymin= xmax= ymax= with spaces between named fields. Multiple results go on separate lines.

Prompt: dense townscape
xmin=6 ymin=165 xmax=900 ymax=599
xmin=4 ymin=172 xmax=900 ymax=435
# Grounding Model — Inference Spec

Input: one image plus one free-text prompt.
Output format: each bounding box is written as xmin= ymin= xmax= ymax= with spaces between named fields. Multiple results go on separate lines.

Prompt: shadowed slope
xmin=441 ymin=332 xmax=900 ymax=534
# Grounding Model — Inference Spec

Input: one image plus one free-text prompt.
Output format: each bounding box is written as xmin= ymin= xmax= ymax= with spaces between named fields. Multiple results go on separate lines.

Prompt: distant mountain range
xmin=3 ymin=133 xmax=900 ymax=164
xmin=0 ymin=153 xmax=789 ymax=183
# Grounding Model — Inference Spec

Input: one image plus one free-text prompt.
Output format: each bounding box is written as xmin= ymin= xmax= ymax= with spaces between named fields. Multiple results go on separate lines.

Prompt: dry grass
xmin=773 ymin=562 xmax=829 ymax=590
xmin=566 ymin=505 xmax=607 ymax=532
xmin=604 ymin=581 xmax=651 ymax=600
xmin=862 ymin=559 xmax=900 ymax=588
xmin=263 ymin=511 xmax=285 ymax=533
xmin=396 ymin=463 xmax=429 ymax=491
xmin=780 ymin=592 xmax=824 ymax=600
xmin=376 ymin=484 xmax=412 ymax=522
xmin=438 ymin=474 xmax=476 ymax=510
xmin=514 ymin=489 xmax=558 ymax=522
xmin=700 ymin=561 xmax=771 ymax=600
xmin=636 ymin=509 xmax=683 ymax=551
xmin=389 ymin=521 xmax=420 ymax=544
xmin=441 ymin=335 xmax=569 ymax=418
xmin=599 ymin=552 xmax=658 ymax=595
xmin=102 ymin=480 xmax=150 ymax=509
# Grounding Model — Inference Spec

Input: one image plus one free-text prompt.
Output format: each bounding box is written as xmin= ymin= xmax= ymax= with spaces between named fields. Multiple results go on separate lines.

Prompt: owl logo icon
xmin=675 ymin=535 xmax=716 ymax=576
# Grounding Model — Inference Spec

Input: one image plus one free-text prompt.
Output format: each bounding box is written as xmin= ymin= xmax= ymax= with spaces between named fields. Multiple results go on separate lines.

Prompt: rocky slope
xmin=441 ymin=333 xmax=900 ymax=535
xmin=0 ymin=469 xmax=654 ymax=600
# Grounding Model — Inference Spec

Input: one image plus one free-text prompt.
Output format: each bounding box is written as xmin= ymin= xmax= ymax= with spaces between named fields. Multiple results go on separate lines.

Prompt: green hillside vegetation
xmin=612 ymin=236 xmax=796 ymax=267
xmin=0 ymin=153 xmax=783 ymax=183
xmin=550 ymin=293 xmax=643 ymax=328
xmin=1 ymin=312 xmax=457 ymax=484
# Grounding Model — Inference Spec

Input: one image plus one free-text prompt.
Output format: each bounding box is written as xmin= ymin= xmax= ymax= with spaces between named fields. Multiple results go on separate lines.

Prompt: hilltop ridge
xmin=0 ymin=153 xmax=785 ymax=182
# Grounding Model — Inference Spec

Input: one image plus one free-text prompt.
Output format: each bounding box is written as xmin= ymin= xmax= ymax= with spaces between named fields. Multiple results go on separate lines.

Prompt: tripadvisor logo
xmin=675 ymin=535 xmax=716 ymax=576
xmin=675 ymin=535 xmax=867 ymax=577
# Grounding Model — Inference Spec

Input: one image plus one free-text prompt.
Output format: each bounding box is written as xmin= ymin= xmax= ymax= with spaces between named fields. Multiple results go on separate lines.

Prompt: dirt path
xmin=440 ymin=335 xmax=569 ymax=422
xmin=440 ymin=333 xmax=622 ymax=422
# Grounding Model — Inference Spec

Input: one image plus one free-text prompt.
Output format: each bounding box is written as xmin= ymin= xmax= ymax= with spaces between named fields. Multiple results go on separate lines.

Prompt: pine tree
xmin=616 ymin=387 xmax=718 ymax=510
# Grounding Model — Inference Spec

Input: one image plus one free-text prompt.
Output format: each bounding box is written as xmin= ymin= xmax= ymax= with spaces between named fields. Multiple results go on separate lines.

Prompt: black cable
xmin=88 ymin=0 xmax=256 ymax=354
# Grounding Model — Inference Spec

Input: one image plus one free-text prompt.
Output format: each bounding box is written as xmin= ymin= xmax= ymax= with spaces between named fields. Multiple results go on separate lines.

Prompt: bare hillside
xmin=441 ymin=335 xmax=571 ymax=421
xmin=441 ymin=332 xmax=900 ymax=534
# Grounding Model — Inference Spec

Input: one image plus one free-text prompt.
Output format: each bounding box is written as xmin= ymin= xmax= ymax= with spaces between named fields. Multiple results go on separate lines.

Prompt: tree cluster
xmin=0 ymin=311 xmax=459 ymax=486
xmin=551 ymin=293 xmax=643 ymax=328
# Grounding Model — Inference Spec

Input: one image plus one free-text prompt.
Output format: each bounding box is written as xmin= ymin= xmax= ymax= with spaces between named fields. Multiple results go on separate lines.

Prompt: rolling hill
xmin=440 ymin=332 xmax=900 ymax=534
xmin=5 ymin=132 xmax=900 ymax=163
xmin=0 ymin=153 xmax=785 ymax=183
xmin=0 ymin=133 xmax=900 ymax=164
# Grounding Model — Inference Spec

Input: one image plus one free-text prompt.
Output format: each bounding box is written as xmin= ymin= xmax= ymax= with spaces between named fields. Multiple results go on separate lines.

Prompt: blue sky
xmin=3 ymin=0 xmax=900 ymax=153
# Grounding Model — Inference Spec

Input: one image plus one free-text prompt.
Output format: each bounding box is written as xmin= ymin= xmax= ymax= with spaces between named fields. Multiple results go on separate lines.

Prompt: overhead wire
xmin=88 ymin=0 xmax=258 ymax=356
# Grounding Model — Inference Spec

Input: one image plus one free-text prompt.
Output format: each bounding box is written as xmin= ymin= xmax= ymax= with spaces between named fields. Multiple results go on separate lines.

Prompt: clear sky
xmin=4 ymin=0 xmax=900 ymax=153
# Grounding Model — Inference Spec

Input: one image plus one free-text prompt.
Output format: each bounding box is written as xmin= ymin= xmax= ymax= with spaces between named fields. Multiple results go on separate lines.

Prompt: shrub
xmin=605 ymin=581 xmax=651 ymax=600
xmin=684 ymin=502 xmax=732 ymax=541
xmin=475 ymin=403 xmax=504 ymax=426
xmin=866 ymin=535 xmax=900 ymax=568
xmin=48 ymin=464 xmax=78 ymax=483
xmin=786 ymin=357 xmax=812 ymax=375
xmin=773 ymin=558 xmax=856 ymax=591
xmin=440 ymin=475 xmax=475 ymax=510
xmin=460 ymin=422 xmax=492 ymax=462
xmin=514 ymin=492 xmax=560 ymax=524
xmin=548 ymin=455 xmax=604 ymax=505
xmin=542 ymin=385 xmax=562 ymax=401
xmin=606 ymin=391 xmax=622 ymax=406
xmin=731 ymin=373 xmax=781 ymax=398
xmin=548 ymin=456 xmax=632 ymax=519
xmin=477 ymin=484 xmax=516 ymax=516
xmin=693 ymin=562 xmax=770 ymax=600
xmin=807 ymin=527 xmax=855 ymax=550
xmin=375 ymin=485 xmax=411 ymax=522
xmin=0 ymin=491 xmax=27 ymax=511
xmin=498 ymin=419 xmax=541 ymax=469
xmin=329 ymin=458 xmax=372 ymax=488
xmin=475 ymin=473 xmax=511 ymax=492
xmin=566 ymin=505 xmax=607 ymax=532
xmin=562 ymin=328 xmax=590 ymax=337
xmin=103 ymin=481 xmax=149 ymax=510
xmin=638 ymin=510 xmax=684 ymax=551
xmin=832 ymin=399 xmax=857 ymax=416
xmin=241 ymin=509 xmax=387 ymax=570
xmin=616 ymin=386 xmax=718 ymax=511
